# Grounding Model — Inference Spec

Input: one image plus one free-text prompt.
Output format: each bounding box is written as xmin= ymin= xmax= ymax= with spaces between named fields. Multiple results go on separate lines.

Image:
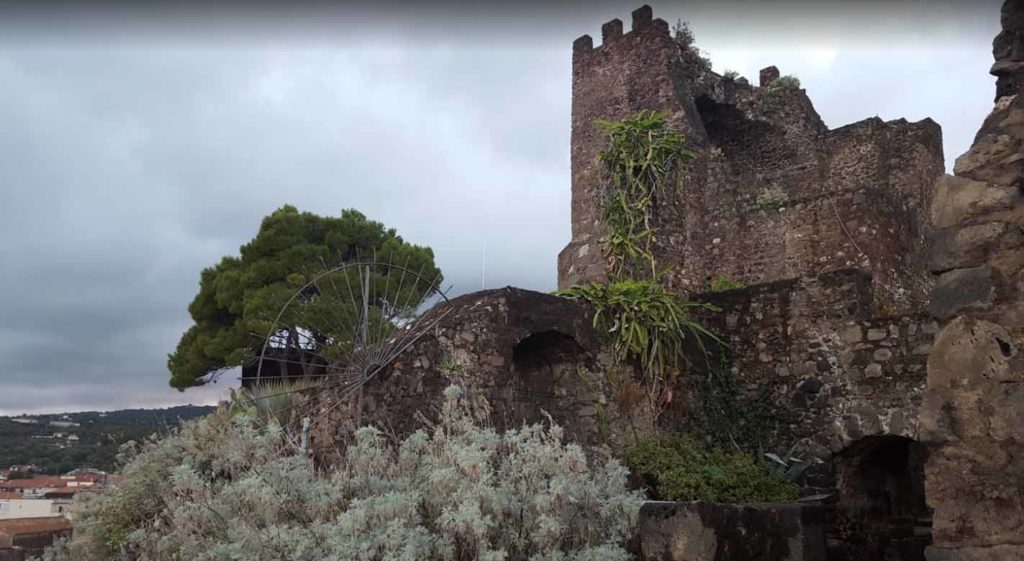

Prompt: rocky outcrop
xmin=921 ymin=2 xmax=1024 ymax=559
xmin=992 ymin=0 xmax=1024 ymax=101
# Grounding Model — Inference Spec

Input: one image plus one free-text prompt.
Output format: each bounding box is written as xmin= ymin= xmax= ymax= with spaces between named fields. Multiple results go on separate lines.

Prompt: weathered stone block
xmin=953 ymin=95 xmax=1024 ymax=186
xmin=873 ymin=348 xmax=894 ymax=362
xmin=867 ymin=328 xmax=888 ymax=341
xmin=759 ymin=65 xmax=780 ymax=87
xmin=838 ymin=324 xmax=863 ymax=343
xmin=928 ymin=266 xmax=994 ymax=320
xmin=930 ymin=174 xmax=1018 ymax=229
xmin=927 ymin=316 xmax=1016 ymax=389
xmin=927 ymin=544 xmax=1024 ymax=561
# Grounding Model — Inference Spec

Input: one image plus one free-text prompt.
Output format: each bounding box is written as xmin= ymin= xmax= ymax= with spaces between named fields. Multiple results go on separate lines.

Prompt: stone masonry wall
xmin=306 ymin=287 xmax=651 ymax=465
xmin=688 ymin=270 xmax=937 ymax=464
xmin=557 ymin=5 xmax=943 ymax=317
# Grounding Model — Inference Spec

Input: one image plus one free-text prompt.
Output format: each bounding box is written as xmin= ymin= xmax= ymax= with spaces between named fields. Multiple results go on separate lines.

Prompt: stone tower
xmin=558 ymin=5 xmax=944 ymax=317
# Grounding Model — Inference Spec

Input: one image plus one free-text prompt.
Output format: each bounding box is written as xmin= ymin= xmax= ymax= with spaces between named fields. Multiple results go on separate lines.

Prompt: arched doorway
xmin=830 ymin=435 xmax=932 ymax=561
xmin=508 ymin=330 xmax=591 ymax=438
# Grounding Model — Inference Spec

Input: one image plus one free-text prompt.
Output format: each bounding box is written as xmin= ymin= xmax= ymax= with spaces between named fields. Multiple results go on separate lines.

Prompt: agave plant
xmin=764 ymin=442 xmax=833 ymax=503
xmin=229 ymin=379 xmax=321 ymax=427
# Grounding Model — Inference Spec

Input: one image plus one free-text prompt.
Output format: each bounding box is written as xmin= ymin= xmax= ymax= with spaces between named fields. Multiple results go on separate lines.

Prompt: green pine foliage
xmin=624 ymin=435 xmax=798 ymax=503
xmin=167 ymin=206 xmax=440 ymax=390
xmin=43 ymin=386 xmax=643 ymax=561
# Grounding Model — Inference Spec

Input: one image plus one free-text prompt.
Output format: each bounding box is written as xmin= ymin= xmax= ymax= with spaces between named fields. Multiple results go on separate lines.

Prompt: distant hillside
xmin=0 ymin=405 xmax=215 ymax=474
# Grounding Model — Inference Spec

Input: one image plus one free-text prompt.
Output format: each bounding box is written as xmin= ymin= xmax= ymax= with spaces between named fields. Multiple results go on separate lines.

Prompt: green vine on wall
xmin=596 ymin=110 xmax=693 ymax=280
xmin=560 ymin=110 xmax=718 ymax=431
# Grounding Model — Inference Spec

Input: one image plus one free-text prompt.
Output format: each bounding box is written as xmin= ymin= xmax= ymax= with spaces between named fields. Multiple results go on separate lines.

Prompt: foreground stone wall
xmin=634 ymin=501 xmax=826 ymax=561
xmin=306 ymin=287 xmax=650 ymax=464
xmin=919 ymin=2 xmax=1024 ymax=558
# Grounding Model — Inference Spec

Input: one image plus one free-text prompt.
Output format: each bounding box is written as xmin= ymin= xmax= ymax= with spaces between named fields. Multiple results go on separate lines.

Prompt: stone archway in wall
xmin=830 ymin=435 xmax=932 ymax=561
xmin=508 ymin=330 xmax=597 ymax=442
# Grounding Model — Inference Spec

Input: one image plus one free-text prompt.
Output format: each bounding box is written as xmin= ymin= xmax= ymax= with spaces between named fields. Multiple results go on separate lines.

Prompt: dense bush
xmin=690 ymin=361 xmax=796 ymax=454
xmin=754 ymin=186 xmax=789 ymax=209
xmin=624 ymin=435 xmax=798 ymax=503
xmin=768 ymin=75 xmax=801 ymax=90
xmin=44 ymin=386 xmax=643 ymax=561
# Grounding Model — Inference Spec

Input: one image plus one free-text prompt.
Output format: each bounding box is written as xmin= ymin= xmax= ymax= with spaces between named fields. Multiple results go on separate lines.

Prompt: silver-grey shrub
xmin=44 ymin=385 xmax=643 ymax=561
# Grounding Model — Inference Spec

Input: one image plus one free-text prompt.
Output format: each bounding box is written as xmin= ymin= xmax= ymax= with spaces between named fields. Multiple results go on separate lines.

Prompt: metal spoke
xmin=251 ymin=259 xmax=453 ymax=418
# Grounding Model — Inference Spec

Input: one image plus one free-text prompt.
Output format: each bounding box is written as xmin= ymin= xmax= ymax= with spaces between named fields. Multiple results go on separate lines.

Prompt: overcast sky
xmin=0 ymin=1 xmax=1004 ymax=415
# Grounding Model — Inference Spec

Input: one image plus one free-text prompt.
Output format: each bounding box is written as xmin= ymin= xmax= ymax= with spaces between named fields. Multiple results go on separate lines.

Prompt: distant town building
xmin=0 ymin=499 xmax=69 ymax=520
xmin=0 ymin=516 xmax=72 ymax=556
xmin=9 ymin=418 xmax=38 ymax=425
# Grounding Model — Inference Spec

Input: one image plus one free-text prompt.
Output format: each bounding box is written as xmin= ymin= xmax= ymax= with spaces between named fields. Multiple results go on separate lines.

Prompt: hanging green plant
xmin=596 ymin=110 xmax=693 ymax=279
xmin=560 ymin=111 xmax=718 ymax=432
xmin=560 ymin=279 xmax=718 ymax=379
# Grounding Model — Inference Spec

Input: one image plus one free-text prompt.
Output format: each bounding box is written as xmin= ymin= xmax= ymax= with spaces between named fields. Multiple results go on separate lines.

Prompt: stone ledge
xmin=635 ymin=500 xmax=826 ymax=561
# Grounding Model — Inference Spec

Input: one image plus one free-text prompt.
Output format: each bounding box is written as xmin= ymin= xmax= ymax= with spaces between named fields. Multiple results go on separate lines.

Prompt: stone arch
xmin=830 ymin=435 xmax=932 ymax=561
xmin=507 ymin=330 xmax=595 ymax=440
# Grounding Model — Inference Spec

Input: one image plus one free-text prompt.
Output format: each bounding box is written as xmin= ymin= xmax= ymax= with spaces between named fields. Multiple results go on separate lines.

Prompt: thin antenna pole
xmin=357 ymin=265 xmax=370 ymax=427
xmin=481 ymin=242 xmax=486 ymax=290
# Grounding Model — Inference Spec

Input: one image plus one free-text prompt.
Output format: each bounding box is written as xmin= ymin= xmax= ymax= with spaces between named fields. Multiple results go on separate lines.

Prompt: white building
xmin=0 ymin=499 xmax=69 ymax=520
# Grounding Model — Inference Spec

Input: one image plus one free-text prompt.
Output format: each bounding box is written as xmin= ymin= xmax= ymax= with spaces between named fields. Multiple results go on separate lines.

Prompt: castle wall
xmin=307 ymin=5 xmax=1023 ymax=560
xmin=634 ymin=501 xmax=827 ymax=561
xmin=689 ymin=270 xmax=937 ymax=461
xmin=558 ymin=6 xmax=944 ymax=317
xmin=682 ymin=271 xmax=939 ymax=559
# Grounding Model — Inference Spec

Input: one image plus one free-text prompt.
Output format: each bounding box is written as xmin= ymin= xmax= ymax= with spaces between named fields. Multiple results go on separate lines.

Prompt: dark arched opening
xmin=830 ymin=435 xmax=932 ymax=561
xmin=508 ymin=330 xmax=588 ymax=433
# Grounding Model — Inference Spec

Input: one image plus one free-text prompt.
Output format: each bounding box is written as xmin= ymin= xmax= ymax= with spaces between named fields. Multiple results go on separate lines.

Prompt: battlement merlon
xmin=573 ymin=5 xmax=671 ymax=55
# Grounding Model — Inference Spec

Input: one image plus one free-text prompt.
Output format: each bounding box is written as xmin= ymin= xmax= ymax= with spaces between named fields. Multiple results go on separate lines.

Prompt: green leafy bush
xmin=690 ymin=361 xmax=796 ymax=454
xmin=624 ymin=435 xmax=798 ymax=503
xmin=754 ymin=186 xmax=789 ymax=209
xmin=671 ymin=19 xmax=712 ymax=69
xmin=44 ymin=386 xmax=643 ymax=561
xmin=768 ymin=75 xmax=801 ymax=90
